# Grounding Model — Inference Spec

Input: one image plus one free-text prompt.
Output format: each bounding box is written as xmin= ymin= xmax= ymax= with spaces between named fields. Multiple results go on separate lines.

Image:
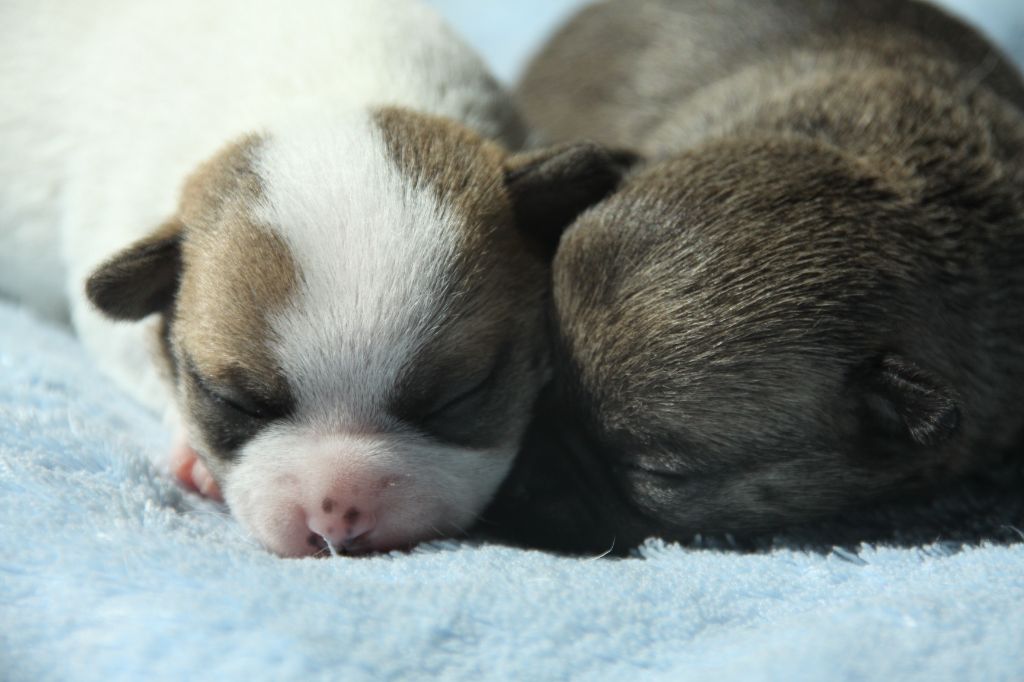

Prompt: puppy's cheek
xmin=221 ymin=427 xmax=515 ymax=557
xmin=175 ymin=387 xmax=286 ymax=499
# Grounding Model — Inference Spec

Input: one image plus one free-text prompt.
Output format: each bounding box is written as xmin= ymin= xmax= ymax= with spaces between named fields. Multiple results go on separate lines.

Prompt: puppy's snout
xmin=306 ymin=497 xmax=377 ymax=553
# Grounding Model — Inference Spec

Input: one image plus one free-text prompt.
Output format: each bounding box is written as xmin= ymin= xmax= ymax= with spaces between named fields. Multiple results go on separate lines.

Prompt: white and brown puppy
xmin=0 ymin=0 xmax=630 ymax=556
xmin=492 ymin=0 xmax=1024 ymax=552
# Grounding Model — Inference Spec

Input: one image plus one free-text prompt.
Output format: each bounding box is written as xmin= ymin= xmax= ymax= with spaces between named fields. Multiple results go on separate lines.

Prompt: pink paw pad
xmin=169 ymin=439 xmax=223 ymax=502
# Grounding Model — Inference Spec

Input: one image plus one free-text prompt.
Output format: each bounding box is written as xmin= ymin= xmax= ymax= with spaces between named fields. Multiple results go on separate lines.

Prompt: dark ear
xmin=505 ymin=142 xmax=639 ymax=256
xmin=861 ymin=353 xmax=961 ymax=447
xmin=85 ymin=219 xmax=183 ymax=320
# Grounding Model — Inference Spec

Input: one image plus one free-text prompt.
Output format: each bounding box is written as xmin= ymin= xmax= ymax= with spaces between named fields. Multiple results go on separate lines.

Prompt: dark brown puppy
xmin=485 ymin=0 xmax=1024 ymax=552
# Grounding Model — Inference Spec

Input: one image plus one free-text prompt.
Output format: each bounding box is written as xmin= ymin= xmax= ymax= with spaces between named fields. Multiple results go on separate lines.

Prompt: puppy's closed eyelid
xmin=423 ymin=369 xmax=493 ymax=418
xmin=183 ymin=360 xmax=289 ymax=420
xmin=201 ymin=383 xmax=267 ymax=419
xmin=426 ymin=341 xmax=514 ymax=416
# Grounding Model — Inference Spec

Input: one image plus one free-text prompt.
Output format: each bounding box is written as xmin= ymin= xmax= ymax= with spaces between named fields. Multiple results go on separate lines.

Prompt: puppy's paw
xmin=169 ymin=438 xmax=223 ymax=502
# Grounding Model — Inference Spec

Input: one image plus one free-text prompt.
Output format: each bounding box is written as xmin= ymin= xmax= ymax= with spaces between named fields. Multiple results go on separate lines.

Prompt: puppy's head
xmin=87 ymin=108 xmax=632 ymax=556
xmin=552 ymin=137 xmax=969 ymax=537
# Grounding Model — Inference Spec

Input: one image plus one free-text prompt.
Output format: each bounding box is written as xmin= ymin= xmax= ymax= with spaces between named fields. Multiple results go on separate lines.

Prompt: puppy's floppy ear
xmin=860 ymin=353 xmax=961 ymax=448
xmin=86 ymin=218 xmax=183 ymax=320
xmin=505 ymin=142 xmax=639 ymax=256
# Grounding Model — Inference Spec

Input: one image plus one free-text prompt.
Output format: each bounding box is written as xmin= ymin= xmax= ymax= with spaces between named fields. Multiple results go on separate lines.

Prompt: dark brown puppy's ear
xmin=505 ymin=142 xmax=639 ymax=256
xmin=861 ymin=353 xmax=961 ymax=448
xmin=86 ymin=219 xmax=183 ymax=320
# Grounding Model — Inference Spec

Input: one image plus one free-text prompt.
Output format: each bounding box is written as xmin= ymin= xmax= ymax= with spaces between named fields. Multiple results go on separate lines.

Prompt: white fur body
xmin=0 ymin=0 xmax=519 ymax=414
xmin=0 ymin=0 xmax=526 ymax=555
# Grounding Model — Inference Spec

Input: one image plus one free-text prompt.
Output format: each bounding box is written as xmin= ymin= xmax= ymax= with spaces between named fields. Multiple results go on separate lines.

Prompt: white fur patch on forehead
xmin=254 ymin=110 xmax=460 ymax=425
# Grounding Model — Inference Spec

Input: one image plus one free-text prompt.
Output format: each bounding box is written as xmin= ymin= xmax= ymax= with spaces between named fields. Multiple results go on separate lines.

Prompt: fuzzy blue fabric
xmin=4 ymin=3 xmax=1024 ymax=680
xmin=2 ymin=298 xmax=1024 ymax=681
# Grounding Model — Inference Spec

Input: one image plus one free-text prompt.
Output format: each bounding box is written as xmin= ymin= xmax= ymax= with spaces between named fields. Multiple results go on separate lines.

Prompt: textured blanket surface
xmin=4 ymin=3 xmax=1024 ymax=680
xmin=2 ymin=296 xmax=1023 ymax=682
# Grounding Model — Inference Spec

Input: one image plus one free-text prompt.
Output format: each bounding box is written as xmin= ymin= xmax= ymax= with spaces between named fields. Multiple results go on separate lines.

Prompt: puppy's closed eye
xmin=184 ymin=360 xmax=293 ymax=455
xmin=396 ymin=345 xmax=511 ymax=446
xmin=421 ymin=369 xmax=495 ymax=421
xmin=196 ymin=378 xmax=279 ymax=421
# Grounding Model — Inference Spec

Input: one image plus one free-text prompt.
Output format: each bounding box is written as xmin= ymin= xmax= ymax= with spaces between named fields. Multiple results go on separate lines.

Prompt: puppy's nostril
xmin=305 ymin=500 xmax=377 ymax=554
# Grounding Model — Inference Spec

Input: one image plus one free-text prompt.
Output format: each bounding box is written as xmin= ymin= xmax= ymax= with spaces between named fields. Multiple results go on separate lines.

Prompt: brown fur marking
xmin=172 ymin=135 xmax=297 ymax=401
xmin=371 ymin=107 xmax=550 ymax=447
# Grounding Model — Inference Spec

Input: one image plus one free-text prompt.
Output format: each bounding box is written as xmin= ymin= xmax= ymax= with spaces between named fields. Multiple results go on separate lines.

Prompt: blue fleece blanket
xmin=4 ymin=3 xmax=1024 ymax=680
xmin=2 ymin=303 xmax=1023 ymax=681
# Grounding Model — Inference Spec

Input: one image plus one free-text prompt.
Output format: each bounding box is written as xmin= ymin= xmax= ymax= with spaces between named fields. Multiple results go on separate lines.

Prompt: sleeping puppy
xmin=491 ymin=0 xmax=1024 ymax=552
xmin=0 ymin=0 xmax=630 ymax=556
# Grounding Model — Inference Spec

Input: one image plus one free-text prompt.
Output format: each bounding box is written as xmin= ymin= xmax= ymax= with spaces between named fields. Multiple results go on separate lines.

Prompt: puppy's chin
xmin=217 ymin=425 xmax=514 ymax=558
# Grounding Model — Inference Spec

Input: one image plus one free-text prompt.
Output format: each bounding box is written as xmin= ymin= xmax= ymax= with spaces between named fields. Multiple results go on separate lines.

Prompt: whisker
xmin=320 ymin=534 xmax=339 ymax=558
xmin=586 ymin=537 xmax=616 ymax=561
xmin=1002 ymin=524 xmax=1024 ymax=542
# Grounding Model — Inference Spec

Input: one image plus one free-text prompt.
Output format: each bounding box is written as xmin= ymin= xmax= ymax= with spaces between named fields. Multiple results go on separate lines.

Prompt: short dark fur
xmin=86 ymin=221 xmax=182 ymax=320
xmin=485 ymin=0 xmax=1024 ymax=552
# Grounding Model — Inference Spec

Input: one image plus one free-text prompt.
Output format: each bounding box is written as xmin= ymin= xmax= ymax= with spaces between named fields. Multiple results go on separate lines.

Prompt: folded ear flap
xmin=861 ymin=353 xmax=961 ymax=448
xmin=85 ymin=219 xmax=183 ymax=320
xmin=505 ymin=142 xmax=639 ymax=256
